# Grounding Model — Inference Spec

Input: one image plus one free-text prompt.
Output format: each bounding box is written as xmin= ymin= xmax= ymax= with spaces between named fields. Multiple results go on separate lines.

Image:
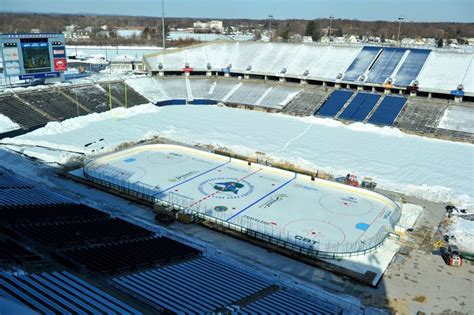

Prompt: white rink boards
xmin=85 ymin=144 xmax=401 ymax=255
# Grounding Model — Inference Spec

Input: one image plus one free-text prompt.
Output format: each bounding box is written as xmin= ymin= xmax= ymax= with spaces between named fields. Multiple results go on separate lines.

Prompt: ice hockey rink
xmin=85 ymin=144 xmax=401 ymax=255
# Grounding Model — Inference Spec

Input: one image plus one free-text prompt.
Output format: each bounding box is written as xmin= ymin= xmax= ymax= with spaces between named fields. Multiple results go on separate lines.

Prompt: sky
xmin=1 ymin=0 xmax=473 ymax=23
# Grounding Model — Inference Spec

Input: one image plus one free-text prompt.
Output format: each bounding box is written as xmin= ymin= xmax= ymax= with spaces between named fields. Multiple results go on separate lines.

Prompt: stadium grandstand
xmin=1 ymin=37 xmax=473 ymax=315
xmin=0 ymin=167 xmax=365 ymax=313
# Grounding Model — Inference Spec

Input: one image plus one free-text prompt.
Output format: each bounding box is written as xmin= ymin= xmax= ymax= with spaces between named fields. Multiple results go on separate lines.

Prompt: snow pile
xmin=0 ymin=114 xmax=20 ymax=133
xmin=437 ymin=105 xmax=474 ymax=133
xmin=3 ymin=105 xmax=473 ymax=207
xmin=443 ymin=215 xmax=474 ymax=253
xmin=2 ymin=103 xmax=160 ymax=157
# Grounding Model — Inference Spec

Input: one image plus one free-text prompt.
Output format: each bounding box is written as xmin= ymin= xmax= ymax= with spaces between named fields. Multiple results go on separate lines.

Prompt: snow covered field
xmin=2 ymin=105 xmax=473 ymax=208
xmin=0 ymin=114 xmax=20 ymax=133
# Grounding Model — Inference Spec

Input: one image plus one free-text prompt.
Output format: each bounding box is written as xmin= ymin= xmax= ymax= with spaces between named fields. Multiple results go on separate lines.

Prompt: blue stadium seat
xmin=344 ymin=46 xmax=382 ymax=81
xmin=394 ymin=49 xmax=431 ymax=86
xmin=366 ymin=48 xmax=406 ymax=84
xmin=339 ymin=93 xmax=381 ymax=121
xmin=315 ymin=90 xmax=353 ymax=117
xmin=111 ymin=258 xmax=272 ymax=314
xmin=368 ymin=95 xmax=407 ymax=126
xmin=0 ymin=271 xmax=140 ymax=315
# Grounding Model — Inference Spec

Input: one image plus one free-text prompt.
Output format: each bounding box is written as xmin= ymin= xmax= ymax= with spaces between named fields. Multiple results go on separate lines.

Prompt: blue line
xmin=153 ymin=160 xmax=230 ymax=197
xmin=226 ymin=174 xmax=297 ymax=222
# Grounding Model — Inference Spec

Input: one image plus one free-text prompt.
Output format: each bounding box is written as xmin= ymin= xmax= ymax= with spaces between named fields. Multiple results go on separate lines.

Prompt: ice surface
xmin=4 ymin=106 xmax=473 ymax=208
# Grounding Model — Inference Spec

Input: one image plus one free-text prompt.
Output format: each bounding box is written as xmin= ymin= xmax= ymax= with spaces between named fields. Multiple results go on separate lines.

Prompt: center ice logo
xmin=213 ymin=181 xmax=244 ymax=194
xmin=198 ymin=177 xmax=254 ymax=200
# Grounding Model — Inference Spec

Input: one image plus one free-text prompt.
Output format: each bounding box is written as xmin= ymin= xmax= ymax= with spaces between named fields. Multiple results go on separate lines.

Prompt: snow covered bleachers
xmin=0 ymin=95 xmax=50 ymax=130
xmin=315 ymin=89 xmax=353 ymax=117
xmin=368 ymin=95 xmax=407 ymax=126
xmin=145 ymin=42 xmax=473 ymax=94
xmin=343 ymin=46 xmax=382 ymax=81
xmin=393 ymin=49 xmax=431 ymax=86
xmin=365 ymin=48 xmax=406 ymax=84
xmin=417 ymin=51 xmax=473 ymax=94
xmin=0 ymin=271 xmax=141 ymax=315
xmin=339 ymin=92 xmax=381 ymax=121
xmin=157 ymin=77 xmax=188 ymax=100
xmin=125 ymin=77 xmax=170 ymax=103
xmin=111 ymin=257 xmax=273 ymax=314
xmin=239 ymin=289 xmax=343 ymax=315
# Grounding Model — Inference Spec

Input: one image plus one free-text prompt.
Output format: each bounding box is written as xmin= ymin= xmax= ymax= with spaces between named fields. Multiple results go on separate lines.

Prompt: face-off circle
xmin=319 ymin=193 xmax=374 ymax=216
xmin=198 ymin=177 xmax=254 ymax=200
xmin=283 ymin=219 xmax=347 ymax=244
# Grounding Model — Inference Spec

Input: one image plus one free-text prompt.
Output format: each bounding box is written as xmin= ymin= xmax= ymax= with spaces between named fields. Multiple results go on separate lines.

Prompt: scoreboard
xmin=0 ymin=33 xmax=67 ymax=80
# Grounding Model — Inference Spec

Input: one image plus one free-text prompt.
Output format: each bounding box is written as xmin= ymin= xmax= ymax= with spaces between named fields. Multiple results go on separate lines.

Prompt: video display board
xmin=0 ymin=33 xmax=67 ymax=80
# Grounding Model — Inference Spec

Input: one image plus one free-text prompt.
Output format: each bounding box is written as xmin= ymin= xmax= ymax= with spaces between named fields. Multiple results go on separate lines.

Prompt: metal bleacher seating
xmin=99 ymin=81 xmax=149 ymax=107
xmin=365 ymin=48 xmax=406 ymax=84
xmin=12 ymin=218 xmax=154 ymax=249
xmin=239 ymin=289 xmax=342 ymax=315
xmin=0 ymin=271 xmax=141 ymax=314
xmin=0 ymin=95 xmax=49 ymax=130
xmin=343 ymin=46 xmax=381 ymax=81
xmin=58 ymin=236 xmax=200 ymax=274
xmin=17 ymin=91 xmax=80 ymax=121
xmin=339 ymin=92 xmax=381 ymax=121
xmin=368 ymin=95 xmax=407 ymax=126
xmin=111 ymin=257 xmax=273 ymax=314
xmin=394 ymin=49 xmax=431 ymax=86
xmin=315 ymin=89 xmax=353 ymax=117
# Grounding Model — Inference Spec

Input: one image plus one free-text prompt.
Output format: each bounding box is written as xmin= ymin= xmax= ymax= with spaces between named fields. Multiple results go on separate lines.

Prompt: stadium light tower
xmin=161 ymin=0 xmax=166 ymax=50
xmin=397 ymin=16 xmax=404 ymax=45
xmin=328 ymin=16 xmax=335 ymax=45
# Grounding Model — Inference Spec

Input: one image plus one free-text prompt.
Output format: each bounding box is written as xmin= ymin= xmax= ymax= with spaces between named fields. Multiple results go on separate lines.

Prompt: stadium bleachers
xmin=12 ymin=218 xmax=153 ymax=249
xmin=63 ymin=85 xmax=112 ymax=113
xmin=0 ymin=203 xmax=108 ymax=225
xmin=393 ymin=49 xmax=431 ymax=86
xmin=258 ymin=86 xmax=302 ymax=109
xmin=111 ymin=257 xmax=273 ymax=314
xmin=17 ymin=91 xmax=80 ymax=121
xmin=58 ymin=236 xmax=200 ymax=274
xmin=0 ymin=95 xmax=50 ymax=130
xmin=282 ymin=90 xmax=329 ymax=116
xmin=0 ymin=271 xmax=141 ymax=314
xmin=343 ymin=46 xmax=381 ymax=81
xmin=396 ymin=98 xmax=448 ymax=133
xmin=339 ymin=92 xmax=381 ymax=121
xmin=99 ymin=82 xmax=149 ymax=107
xmin=0 ymin=239 xmax=43 ymax=266
xmin=226 ymin=82 xmax=271 ymax=105
xmin=366 ymin=48 xmax=406 ymax=84
xmin=189 ymin=78 xmax=212 ymax=99
xmin=368 ymin=95 xmax=407 ymax=126
xmin=157 ymin=78 xmax=188 ymax=100
xmin=315 ymin=89 xmax=353 ymax=117
xmin=239 ymin=289 xmax=342 ymax=315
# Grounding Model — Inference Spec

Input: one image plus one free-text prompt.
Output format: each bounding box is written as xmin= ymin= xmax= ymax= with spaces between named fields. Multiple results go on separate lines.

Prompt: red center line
xmin=189 ymin=168 xmax=263 ymax=208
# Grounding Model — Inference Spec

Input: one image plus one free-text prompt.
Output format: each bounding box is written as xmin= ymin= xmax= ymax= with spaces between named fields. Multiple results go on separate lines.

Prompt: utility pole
xmin=161 ymin=0 xmax=166 ymax=50
xmin=397 ymin=16 xmax=404 ymax=45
